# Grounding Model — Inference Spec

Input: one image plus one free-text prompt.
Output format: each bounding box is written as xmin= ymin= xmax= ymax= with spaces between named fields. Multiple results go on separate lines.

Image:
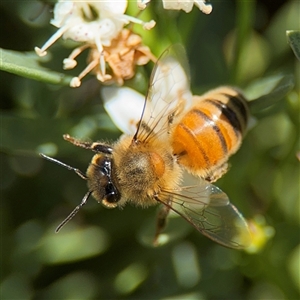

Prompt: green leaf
xmin=287 ymin=30 xmax=300 ymax=61
xmin=247 ymin=74 xmax=294 ymax=114
xmin=0 ymin=48 xmax=72 ymax=85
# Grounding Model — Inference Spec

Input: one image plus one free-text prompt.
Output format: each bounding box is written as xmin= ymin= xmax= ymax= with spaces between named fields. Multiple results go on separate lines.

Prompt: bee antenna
xmin=55 ymin=191 xmax=92 ymax=233
xmin=40 ymin=153 xmax=88 ymax=180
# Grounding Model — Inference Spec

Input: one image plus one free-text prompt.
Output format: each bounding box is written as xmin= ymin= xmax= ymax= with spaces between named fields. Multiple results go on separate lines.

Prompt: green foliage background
xmin=1 ymin=1 xmax=299 ymax=299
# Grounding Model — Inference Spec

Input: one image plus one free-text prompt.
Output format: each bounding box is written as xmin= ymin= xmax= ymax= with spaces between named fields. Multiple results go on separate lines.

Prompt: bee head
xmin=87 ymin=154 xmax=121 ymax=208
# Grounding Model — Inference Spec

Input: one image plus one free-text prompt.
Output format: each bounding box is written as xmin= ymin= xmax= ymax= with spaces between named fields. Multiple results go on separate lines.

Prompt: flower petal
xmin=162 ymin=0 xmax=194 ymax=13
xmin=102 ymin=87 xmax=145 ymax=134
xmin=51 ymin=1 xmax=75 ymax=28
xmin=162 ymin=0 xmax=212 ymax=14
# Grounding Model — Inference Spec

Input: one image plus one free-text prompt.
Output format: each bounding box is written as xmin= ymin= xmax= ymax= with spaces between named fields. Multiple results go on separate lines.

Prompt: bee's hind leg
xmin=205 ymin=162 xmax=229 ymax=183
xmin=153 ymin=202 xmax=170 ymax=246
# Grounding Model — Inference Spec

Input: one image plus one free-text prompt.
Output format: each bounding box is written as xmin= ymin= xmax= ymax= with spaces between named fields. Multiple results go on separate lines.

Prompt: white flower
xmin=35 ymin=0 xmax=156 ymax=86
xmin=63 ymin=28 xmax=155 ymax=87
xmin=138 ymin=0 xmax=213 ymax=14
xmin=102 ymin=87 xmax=145 ymax=134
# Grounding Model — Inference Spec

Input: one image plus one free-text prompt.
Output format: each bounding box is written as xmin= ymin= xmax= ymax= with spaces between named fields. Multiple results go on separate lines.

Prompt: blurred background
xmin=1 ymin=1 xmax=299 ymax=299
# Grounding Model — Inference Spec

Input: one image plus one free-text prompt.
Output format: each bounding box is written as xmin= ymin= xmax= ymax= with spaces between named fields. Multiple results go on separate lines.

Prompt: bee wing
xmin=161 ymin=174 xmax=252 ymax=249
xmin=135 ymin=44 xmax=193 ymax=140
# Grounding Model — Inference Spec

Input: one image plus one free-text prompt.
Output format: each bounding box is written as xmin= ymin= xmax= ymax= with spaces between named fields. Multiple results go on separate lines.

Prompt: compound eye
xmin=104 ymin=182 xmax=121 ymax=204
xmin=94 ymin=156 xmax=110 ymax=176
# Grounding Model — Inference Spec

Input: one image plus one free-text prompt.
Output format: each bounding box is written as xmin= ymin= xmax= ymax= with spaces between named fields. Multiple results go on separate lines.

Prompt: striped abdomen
xmin=171 ymin=86 xmax=249 ymax=182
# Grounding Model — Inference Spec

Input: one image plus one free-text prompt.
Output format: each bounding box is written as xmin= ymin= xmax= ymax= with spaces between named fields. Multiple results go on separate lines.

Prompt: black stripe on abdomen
xmin=190 ymin=108 xmax=228 ymax=155
xmin=203 ymin=99 xmax=242 ymax=136
xmin=222 ymin=93 xmax=248 ymax=131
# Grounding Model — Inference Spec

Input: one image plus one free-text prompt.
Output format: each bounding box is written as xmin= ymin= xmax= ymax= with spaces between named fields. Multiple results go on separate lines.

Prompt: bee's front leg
xmin=63 ymin=134 xmax=113 ymax=154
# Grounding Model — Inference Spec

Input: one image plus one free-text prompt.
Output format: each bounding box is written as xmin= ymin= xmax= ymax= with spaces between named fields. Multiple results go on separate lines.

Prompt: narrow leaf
xmin=248 ymin=74 xmax=294 ymax=114
xmin=287 ymin=30 xmax=300 ymax=61
xmin=0 ymin=48 xmax=72 ymax=85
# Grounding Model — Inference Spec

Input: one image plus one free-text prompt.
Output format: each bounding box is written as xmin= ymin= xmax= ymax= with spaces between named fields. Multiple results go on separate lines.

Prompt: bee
xmin=41 ymin=45 xmax=251 ymax=249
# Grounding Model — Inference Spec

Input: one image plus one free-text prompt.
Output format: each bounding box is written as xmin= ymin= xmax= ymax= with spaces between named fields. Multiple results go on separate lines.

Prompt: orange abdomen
xmin=171 ymin=87 xmax=249 ymax=179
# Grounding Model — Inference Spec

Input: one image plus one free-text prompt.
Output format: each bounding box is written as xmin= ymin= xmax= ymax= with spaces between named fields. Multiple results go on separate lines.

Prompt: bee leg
xmin=63 ymin=134 xmax=113 ymax=154
xmin=153 ymin=204 xmax=170 ymax=246
xmin=205 ymin=163 xmax=229 ymax=183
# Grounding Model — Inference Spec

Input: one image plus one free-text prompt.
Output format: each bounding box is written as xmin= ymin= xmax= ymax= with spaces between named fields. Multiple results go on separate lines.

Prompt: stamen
xmin=63 ymin=58 xmax=77 ymax=70
xmin=137 ymin=0 xmax=151 ymax=10
xmin=70 ymin=77 xmax=81 ymax=88
xmin=99 ymin=50 xmax=106 ymax=78
xmin=81 ymin=3 xmax=94 ymax=20
xmin=35 ymin=25 xmax=72 ymax=57
xmin=63 ymin=44 xmax=90 ymax=70
xmin=195 ymin=0 xmax=213 ymax=14
xmin=143 ymin=20 xmax=156 ymax=30
xmin=122 ymin=15 xmax=156 ymax=30
xmin=96 ymin=73 xmax=112 ymax=82
xmin=93 ymin=38 xmax=109 ymax=80
xmin=69 ymin=55 xmax=105 ymax=87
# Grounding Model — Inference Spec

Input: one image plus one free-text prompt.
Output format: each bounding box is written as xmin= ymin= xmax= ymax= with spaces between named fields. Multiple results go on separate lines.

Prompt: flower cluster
xmin=35 ymin=0 xmax=156 ymax=87
xmin=138 ymin=0 xmax=213 ymax=14
xmin=36 ymin=0 xmax=213 ymax=87
xmin=66 ymin=29 xmax=156 ymax=87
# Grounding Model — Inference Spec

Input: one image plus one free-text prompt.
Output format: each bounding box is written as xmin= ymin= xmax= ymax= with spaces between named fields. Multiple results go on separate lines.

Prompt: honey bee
xmin=41 ymin=45 xmax=251 ymax=249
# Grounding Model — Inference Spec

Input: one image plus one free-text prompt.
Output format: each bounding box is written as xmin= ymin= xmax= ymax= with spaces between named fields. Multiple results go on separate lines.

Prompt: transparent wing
xmin=135 ymin=44 xmax=193 ymax=141
xmin=159 ymin=173 xmax=252 ymax=249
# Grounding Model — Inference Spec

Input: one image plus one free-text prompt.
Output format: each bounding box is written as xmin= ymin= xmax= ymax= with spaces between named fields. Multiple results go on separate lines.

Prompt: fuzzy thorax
xmin=112 ymin=135 xmax=181 ymax=207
